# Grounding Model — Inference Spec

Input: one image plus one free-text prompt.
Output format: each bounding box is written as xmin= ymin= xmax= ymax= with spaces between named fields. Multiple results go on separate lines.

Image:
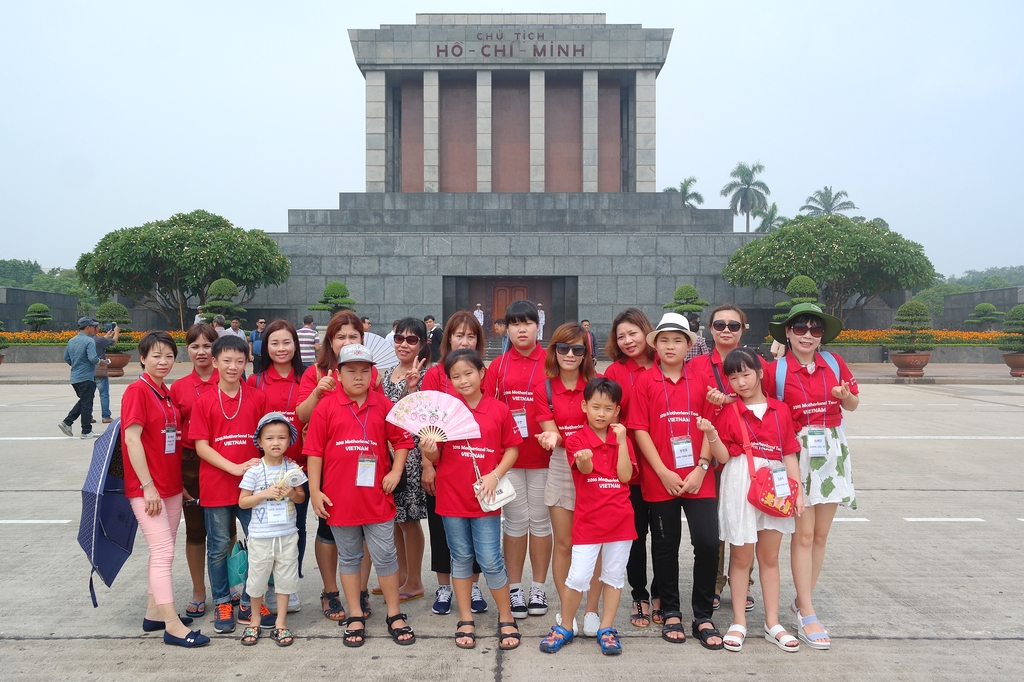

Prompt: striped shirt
xmin=297 ymin=325 xmax=319 ymax=365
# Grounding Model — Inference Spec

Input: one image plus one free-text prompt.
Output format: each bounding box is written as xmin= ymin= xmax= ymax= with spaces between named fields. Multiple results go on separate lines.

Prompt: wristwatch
xmin=696 ymin=458 xmax=711 ymax=471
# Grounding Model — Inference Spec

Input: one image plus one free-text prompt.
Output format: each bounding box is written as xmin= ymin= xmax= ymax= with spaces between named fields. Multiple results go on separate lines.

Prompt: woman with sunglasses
xmin=379 ymin=317 xmax=430 ymax=603
xmin=534 ymin=322 xmax=600 ymax=636
xmin=762 ymin=303 xmax=859 ymax=651
xmin=689 ymin=305 xmax=756 ymax=613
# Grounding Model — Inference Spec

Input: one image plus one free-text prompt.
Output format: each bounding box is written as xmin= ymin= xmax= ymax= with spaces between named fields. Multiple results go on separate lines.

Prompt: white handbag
xmin=470 ymin=448 xmax=516 ymax=512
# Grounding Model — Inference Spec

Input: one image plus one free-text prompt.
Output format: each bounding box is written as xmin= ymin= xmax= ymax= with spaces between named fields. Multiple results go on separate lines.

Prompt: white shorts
xmin=564 ymin=540 xmax=632 ymax=592
xmin=503 ymin=468 xmax=552 ymax=538
xmin=246 ymin=533 xmax=300 ymax=598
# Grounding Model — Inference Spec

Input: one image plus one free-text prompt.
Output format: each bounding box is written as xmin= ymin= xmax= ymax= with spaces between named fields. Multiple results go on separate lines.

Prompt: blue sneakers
xmin=432 ymin=585 xmax=453 ymax=615
xmin=539 ymin=624 xmax=574 ymax=653
xmin=213 ymin=603 xmax=236 ymax=633
xmin=238 ymin=602 xmax=276 ymax=627
xmin=470 ymin=582 xmax=488 ymax=613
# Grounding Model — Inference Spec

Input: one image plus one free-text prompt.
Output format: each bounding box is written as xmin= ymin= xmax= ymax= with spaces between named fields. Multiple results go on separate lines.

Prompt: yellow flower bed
xmin=764 ymin=329 xmax=1006 ymax=346
xmin=0 ymin=330 xmax=187 ymax=346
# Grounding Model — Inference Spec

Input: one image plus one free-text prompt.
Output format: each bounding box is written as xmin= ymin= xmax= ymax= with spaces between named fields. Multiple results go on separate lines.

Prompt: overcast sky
xmin=2 ymin=1 xmax=1020 ymax=278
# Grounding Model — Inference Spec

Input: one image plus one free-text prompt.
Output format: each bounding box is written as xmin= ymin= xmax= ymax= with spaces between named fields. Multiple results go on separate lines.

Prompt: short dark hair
xmin=361 ymin=316 xmax=371 ymax=323
xmin=395 ymin=317 xmax=430 ymax=362
xmin=303 ymin=315 xmax=314 ymax=325
xmin=584 ymin=377 xmax=622 ymax=404
xmin=212 ymin=334 xmax=249 ymax=359
xmin=444 ymin=348 xmax=485 ymax=377
xmin=504 ymin=300 xmax=539 ymax=325
xmin=423 ymin=314 xmax=435 ymax=323
xmin=185 ymin=323 xmax=218 ymax=346
xmin=723 ymin=346 xmax=763 ymax=376
xmin=231 ymin=316 xmax=240 ymax=322
xmin=138 ymin=331 xmax=177 ymax=362
xmin=494 ymin=318 xmax=506 ymax=326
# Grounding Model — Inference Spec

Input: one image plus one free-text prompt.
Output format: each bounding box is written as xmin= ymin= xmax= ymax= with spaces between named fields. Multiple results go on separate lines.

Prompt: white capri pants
xmin=565 ymin=540 xmax=632 ymax=592
xmin=502 ymin=468 xmax=552 ymax=538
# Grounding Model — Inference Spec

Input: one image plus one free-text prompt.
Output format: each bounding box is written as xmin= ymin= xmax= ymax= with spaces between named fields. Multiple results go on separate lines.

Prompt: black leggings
xmin=626 ymin=484 xmax=658 ymax=602
xmin=648 ymin=497 xmax=720 ymax=620
xmin=426 ymin=493 xmax=480 ymax=575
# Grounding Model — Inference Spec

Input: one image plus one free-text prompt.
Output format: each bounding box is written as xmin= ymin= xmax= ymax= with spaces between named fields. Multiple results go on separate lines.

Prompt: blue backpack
xmin=775 ymin=351 xmax=840 ymax=401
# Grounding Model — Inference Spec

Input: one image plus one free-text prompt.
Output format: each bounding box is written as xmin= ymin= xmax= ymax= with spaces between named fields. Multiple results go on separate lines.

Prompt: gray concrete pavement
xmin=2 ymin=382 xmax=1023 ymax=680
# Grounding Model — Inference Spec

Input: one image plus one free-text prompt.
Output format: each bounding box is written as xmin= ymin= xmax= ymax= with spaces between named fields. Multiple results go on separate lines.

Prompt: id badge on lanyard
xmin=512 ymin=409 xmax=529 ymax=439
xmin=266 ymin=499 xmax=290 ymax=524
xmin=164 ymin=425 xmax=177 ymax=455
xmin=771 ymin=465 xmax=790 ymax=499
xmin=671 ymin=436 xmax=694 ymax=469
xmin=807 ymin=428 xmax=827 ymax=459
xmin=357 ymin=457 xmax=377 ymax=487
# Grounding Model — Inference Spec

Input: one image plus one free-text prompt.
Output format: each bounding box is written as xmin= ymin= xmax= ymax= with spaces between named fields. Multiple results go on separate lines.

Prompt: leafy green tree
xmin=720 ymin=162 xmax=770 ymax=233
xmin=722 ymin=214 xmax=936 ymax=323
xmin=948 ymin=266 xmax=1024 ymax=287
xmin=913 ymin=282 xmax=976 ymax=317
xmin=800 ymin=186 xmax=858 ymax=216
xmin=23 ymin=303 xmax=52 ymax=331
xmin=0 ymin=259 xmax=44 ymax=287
xmin=773 ymin=276 xmax=820 ymax=322
xmin=26 ymin=267 xmax=99 ymax=316
xmin=76 ymin=210 xmax=290 ymax=330
xmin=851 ymin=216 xmax=889 ymax=228
xmin=663 ymin=284 xmax=709 ymax=316
xmin=963 ymin=303 xmax=1006 ymax=331
xmin=95 ymin=301 xmax=133 ymax=332
xmin=309 ymin=281 xmax=357 ymax=315
xmin=998 ymin=305 xmax=1024 ymax=353
xmin=662 ymin=176 xmax=705 ymax=208
xmin=753 ymin=203 xmax=788 ymax=233
xmin=202 ymin=278 xmax=247 ymax=323
xmin=888 ymin=301 xmax=937 ymax=352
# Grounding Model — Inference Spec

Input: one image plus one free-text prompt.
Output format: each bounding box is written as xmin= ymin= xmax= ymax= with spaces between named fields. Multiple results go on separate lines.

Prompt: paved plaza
xmin=1 ymin=378 xmax=1023 ymax=680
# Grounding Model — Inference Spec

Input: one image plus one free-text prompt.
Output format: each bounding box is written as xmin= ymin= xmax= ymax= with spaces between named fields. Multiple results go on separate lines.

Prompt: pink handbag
xmin=733 ymin=403 xmax=797 ymax=518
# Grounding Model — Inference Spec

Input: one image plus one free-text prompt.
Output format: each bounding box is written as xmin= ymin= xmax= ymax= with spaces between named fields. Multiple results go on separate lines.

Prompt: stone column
xmin=365 ymin=71 xmax=386 ymax=193
xmin=477 ymin=71 xmax=492 ymax=193
xmin=582 ymin=70 xmax=599 ymax=192
xmin=423 ymin=70 xmax=440 ymax=193
xmin=530 ymin=70 xmax=545 ymax=192
xmin=635 ymin=69 xmax=657 ymax=192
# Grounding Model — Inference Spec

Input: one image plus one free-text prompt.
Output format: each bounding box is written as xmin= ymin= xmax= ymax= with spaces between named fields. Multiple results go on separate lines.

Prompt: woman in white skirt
xmin=707 ymin=347 xmax=804 ymax=653
xmin=762 ymin=303 xmax=859 ymax=651
xmin=534 ymin=322 xmax=601 ymax=636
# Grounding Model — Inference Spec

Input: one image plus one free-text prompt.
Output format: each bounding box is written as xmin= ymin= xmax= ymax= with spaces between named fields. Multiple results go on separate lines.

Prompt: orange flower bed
xmin=0 ymin=330 xmax=187 ymax=345
xmin=764 ymin=329 xmax=1006 ymax=346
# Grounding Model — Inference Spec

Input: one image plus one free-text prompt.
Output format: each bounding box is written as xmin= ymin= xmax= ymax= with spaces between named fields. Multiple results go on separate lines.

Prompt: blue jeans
xmin=442 ymin=515 xmax=508 ymax=590
xmin=205 ymin=505 xmax=252 ymax=605
xmin=95 ymin=377 xmax=111 ymax=419
xmin=64 ymin=380 xmax=95 ymax=433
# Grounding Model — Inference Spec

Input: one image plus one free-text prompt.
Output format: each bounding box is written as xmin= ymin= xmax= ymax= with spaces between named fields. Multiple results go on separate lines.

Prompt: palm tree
xmin=662 ymin=176 xmax=705 ymax=208
xmin=800 ymin=186 xmax=858 ymax=216
xmin=720 ymin=162 xmax=770 ymax=232
xmin=753 ymin=202 xmax=788 ymax=233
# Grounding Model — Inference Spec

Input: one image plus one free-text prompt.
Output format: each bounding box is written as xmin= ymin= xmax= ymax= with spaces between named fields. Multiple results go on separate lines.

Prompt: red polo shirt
xmin=189 ymin=384 xmax=268 ymax=507
xmin=627 ymin=365 xmax=716 ymax=502
xmin=296 ymin=364 xmax=382 ymax=418
xmin=247 ymin=368 xmax=306 ymax=467
xmin=303 ymin=389 xmax=414 ymax=526
xmin=565 ymin=425 xmax=638 ymax=545
xmin=121 ymin=375 xmax=183 ymax=499
xmin=532 ymin=375 xmax=589 ymax=444
xmin=169 ymin=368 xmax=219 ymax=451
xmin=713 ymin=398 xmax=801 ymax=462
xmin=482 ymin=345 xmax=548 ymax=468
xmin=762 ymin=353 xmax=858 ymax=428
xmin=687 ymin=348 xmax=735 ymax=399
xmin=434 ymin=395 xmax=523 ymax=518
xmin=603 ymin=357 xmax=658 ymax=486
xmin=420 ymin=364 xmax=458 ymax=397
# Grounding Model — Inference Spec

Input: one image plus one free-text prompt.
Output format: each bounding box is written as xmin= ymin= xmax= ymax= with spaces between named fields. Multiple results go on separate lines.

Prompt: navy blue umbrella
xmin=77 ymin=419 xmax=137 ymax=607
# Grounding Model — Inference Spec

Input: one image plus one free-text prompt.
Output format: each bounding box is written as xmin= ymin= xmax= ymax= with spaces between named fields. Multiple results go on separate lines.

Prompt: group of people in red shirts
xmin=117 ymin=297 xmax=858 ymax=656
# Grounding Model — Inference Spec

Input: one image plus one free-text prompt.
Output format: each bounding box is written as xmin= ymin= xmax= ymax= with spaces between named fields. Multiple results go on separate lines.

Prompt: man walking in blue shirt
xmin=59 ymin=317 xmax=110 ymax=438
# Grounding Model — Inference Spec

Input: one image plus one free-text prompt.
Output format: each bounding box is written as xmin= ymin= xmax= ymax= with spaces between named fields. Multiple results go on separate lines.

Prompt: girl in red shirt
xmin=248 ymin=319 xmax=308 ymax=602
xmin=295 ymin=310 xmax=381 ymax=621
xmin=763 ymin=303 xmax=860 ymax=651
xmin=707 ymin=347 xmax=804 ymax=653
xmin=534 ymin=322 xmax=600 ymax=635
xmin=122 ymin=331 xmax=208 ymax=648
xmin=602 ymin=307 xmax=659 ymax=628
xmin=169 ymin=323 xmax=222 ymax=618
xmin=481 ymin=299 xmax=551 ymax=619
xmin=419 ymin=348 xmax=522 ymax=651
xmin=412 ymin=310 xmax=487 ymax=615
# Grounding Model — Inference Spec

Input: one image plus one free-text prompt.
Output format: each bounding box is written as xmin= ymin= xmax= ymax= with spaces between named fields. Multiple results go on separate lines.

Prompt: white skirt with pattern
xmin=797 ymin=424 xmax=856 ymax=510
xmin=718 ymin=455 xmax=795 ymax=546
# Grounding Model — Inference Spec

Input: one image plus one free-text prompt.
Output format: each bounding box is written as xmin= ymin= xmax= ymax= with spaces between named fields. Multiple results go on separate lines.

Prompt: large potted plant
xmin=998 ymin=304 xmax=1024 ymax=377
xmin=887 ymin=300 xmax=937 ymax=377
xmin=95 ymin=302 xmax=134 ymax=377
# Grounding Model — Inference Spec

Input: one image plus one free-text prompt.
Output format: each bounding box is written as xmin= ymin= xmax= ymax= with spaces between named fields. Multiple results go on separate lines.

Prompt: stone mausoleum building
xmin=248 ymin=13 xmax=786 ymax=342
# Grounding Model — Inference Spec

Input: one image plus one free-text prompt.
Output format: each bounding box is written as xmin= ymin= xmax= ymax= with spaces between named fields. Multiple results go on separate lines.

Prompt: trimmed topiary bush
xmin=998 ymin=305 xmax=1024 ymax=353
xmin=309 ymin=281 xmax=357 ymax=315
xmin=202 ymin=278 xmax=246 ymax=323
xmin=773 ymin=275 xmax=820 ymax=322
xmin=663 ymin=284 xmax=709 ymax=316
xmin=23 ymin=303 xmax=52 ymax=332
xmin=95 ymin=301 xmax=133 ymax=332
xmin=963 ymin=303 xmax=1005 ymax=331
xmin=888 ymin=300 xmax=937 ymax=352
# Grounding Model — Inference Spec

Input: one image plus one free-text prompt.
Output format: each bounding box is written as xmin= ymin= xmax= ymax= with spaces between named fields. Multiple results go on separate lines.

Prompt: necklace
xmin=218 ymin=384 xmax=243 ymax=420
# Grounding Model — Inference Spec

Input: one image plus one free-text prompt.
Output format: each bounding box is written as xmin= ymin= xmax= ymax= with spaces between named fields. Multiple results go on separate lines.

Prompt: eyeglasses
xmin=555 ymin=343 xmax=587 ymax=356
xmin=790 ymin=323 xmax=825 ymax=338
xmin=394 ymin=334 xmax=421 ymax=346
xmin=711 ymin=320 xmax=743 ymax=333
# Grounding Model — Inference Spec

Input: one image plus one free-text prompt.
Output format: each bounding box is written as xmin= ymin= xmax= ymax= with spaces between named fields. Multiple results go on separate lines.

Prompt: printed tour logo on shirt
xmin=659 ymin=409 xmax=695 ymax=424
xmin=215 ymin=433 xmax=253 ymax=448
xmin=588 ymin=475 xmax=626 ymax=490
xmin=334 ymin=438 xmax=377 ymax=449
xmin=504 ymin=389 xmax=534 ymax=402
xmin=449 ymin=443 xmax=491 ymax=460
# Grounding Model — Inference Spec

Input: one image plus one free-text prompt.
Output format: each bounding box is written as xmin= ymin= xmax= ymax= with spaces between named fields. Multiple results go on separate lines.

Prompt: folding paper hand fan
xmin=387 ymin=390 xmax=481 ymax=442
xmin=362 ymin=332 xmax=400 ymax=370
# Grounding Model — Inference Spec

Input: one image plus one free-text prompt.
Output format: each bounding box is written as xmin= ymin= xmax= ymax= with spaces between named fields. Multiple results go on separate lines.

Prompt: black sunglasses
xmin=555 ymin=343 xmax=587 ymax=356
xmin=393 ymin=334 xmax=421 ymax=346
xmin=711 ymin=320 xmax=742 ymax=332
xmin=790 ymin=322 xmax=824 ymax=338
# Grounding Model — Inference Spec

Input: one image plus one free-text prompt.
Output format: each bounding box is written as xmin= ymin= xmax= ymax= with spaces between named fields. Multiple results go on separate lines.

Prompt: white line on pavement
xmin=0 ymin=437 xmax=80 ymax=441
xmin=833 ymin=518 xmax=870 ymax=522
xmin=927 ymin=403 xmax=959 ymax=406
xmin=904 ymin=518 xmax=985 ymax=522
xmin=849 ymin=436 xmax=1024 ymax=440
xmin=882 ymin=403 xmax=913 ymax=406
xmin=0 ymin=520 xmax=71 ymax=524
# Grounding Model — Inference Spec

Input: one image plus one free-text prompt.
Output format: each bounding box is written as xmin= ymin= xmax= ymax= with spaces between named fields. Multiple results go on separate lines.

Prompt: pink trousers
xmin=129 ymin=494 xmax=183 ymax=605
